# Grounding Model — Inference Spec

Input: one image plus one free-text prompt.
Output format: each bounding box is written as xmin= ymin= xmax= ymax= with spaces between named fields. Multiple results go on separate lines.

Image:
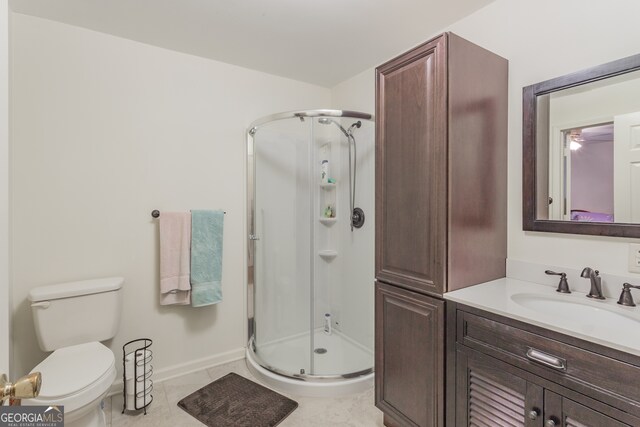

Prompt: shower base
xmin=246 ymin=329 xmax=374 ymax=397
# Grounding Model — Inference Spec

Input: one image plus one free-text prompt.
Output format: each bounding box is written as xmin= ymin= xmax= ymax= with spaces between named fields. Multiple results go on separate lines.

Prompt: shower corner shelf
xmin=318 ymin=250 xmax=338 ymax=260
xmin=320 ymin=183 xmax=336 ymax=190
xmin=319 ymin=217 xmax=337 ymax=225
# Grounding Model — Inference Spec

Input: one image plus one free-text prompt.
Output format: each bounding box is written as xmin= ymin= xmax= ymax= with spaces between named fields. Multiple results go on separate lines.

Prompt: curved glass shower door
xmin=248 ymin=110 xmax=374 ymax=381
xmin=251 ymin=117 xmax=314 ymax=376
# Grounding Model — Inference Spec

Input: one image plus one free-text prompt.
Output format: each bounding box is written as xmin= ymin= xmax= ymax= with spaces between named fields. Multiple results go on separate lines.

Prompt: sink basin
xmin=445 ymin=278 xmax=640 ymax=356
xmin=510 ymin=293 xmax=640 ymax=351
xmin=511 ymin=293 xmax=639 ymax=323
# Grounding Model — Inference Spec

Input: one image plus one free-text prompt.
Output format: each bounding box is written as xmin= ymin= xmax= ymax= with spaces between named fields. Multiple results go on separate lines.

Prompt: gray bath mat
xmin=177 ymin=372 xmax=298 ymax=427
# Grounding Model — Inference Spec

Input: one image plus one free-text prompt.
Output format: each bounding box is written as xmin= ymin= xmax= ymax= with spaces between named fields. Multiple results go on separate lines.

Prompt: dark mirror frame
xmin=523 ymin=53 xmax=640 ymax=238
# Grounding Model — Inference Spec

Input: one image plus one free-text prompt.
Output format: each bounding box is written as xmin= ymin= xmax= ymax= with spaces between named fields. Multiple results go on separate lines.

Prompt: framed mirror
xmin=523 ymin=53 xmax=640 ymax=238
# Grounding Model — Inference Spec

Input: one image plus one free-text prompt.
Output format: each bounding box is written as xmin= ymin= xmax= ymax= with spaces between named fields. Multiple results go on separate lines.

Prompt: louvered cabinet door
xmin=456 ymin=349 xmax=543 ymax=427
xmin=544 ymin=391 xmax=635 ymax=427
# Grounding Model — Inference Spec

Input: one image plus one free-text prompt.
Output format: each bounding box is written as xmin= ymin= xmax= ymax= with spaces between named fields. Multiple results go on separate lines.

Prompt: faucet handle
xmin=545 ymin=270 xmax=571 ymax=294
xmin=617 ymin=283 xmax=640 ymax=307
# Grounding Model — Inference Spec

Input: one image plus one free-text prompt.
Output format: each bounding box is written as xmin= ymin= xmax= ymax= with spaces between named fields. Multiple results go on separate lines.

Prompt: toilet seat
xmin=23 ymin=342 xmax=116 ymax=413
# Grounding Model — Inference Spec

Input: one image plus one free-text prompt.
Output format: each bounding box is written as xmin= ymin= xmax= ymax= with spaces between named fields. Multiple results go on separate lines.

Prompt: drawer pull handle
xmin=526 ymin=348 xmax=566 ymax=371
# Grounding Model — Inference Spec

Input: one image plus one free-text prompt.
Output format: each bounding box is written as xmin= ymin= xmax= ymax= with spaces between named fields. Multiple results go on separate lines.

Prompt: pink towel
xmin=159 ymin=212 xmax=191 ymax=305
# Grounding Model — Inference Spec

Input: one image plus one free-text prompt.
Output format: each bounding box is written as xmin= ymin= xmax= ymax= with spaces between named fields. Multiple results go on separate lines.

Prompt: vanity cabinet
xmin=374 ymin=32 xmax=508 ymax=427
xmin=451 ymin=303 xmax=640 ymax=427
xmin=545 ymin=392 xmax=636 ymax=427
xmin=457 ymin=347 xmax=637 ymax=427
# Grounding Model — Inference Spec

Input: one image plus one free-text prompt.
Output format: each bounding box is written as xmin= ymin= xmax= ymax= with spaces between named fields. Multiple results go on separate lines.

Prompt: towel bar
xmin=151 ymin=210 xmax=226 ymax=218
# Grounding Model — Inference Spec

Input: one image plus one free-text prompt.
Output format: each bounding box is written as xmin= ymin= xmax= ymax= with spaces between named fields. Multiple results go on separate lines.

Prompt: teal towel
xmin=190 ymin=210 xmax=224 ymax=307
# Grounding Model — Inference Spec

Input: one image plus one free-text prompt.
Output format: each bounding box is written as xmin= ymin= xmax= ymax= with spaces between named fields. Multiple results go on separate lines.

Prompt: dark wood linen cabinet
xmin=375 ymin=282 xmax=445 ymax=427
xmin=374 ymin=32 xmax=508 ymax=427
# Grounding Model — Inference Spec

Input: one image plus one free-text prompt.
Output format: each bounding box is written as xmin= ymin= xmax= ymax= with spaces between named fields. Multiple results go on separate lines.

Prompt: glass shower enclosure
xmin=246 ymin=110 xmax=374 ymax=392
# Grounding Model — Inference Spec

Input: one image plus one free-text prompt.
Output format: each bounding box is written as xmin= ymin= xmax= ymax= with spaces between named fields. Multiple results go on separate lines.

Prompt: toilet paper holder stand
xmin=122 ymin=338 xmax=153 ymax=414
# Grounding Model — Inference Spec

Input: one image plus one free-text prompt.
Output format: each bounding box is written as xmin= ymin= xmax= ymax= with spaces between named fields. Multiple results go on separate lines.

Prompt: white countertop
xmin=444 ymin=278 xmax=640 ymax=357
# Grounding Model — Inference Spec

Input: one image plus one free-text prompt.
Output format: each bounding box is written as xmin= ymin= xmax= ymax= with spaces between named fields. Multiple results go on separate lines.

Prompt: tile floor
xmin=105 ymin=358 xmax=384 ymax=426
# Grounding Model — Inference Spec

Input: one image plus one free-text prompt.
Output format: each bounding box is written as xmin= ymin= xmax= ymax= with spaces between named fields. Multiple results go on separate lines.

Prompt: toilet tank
xmin=29 ymin=277 xmax=124 ymax=352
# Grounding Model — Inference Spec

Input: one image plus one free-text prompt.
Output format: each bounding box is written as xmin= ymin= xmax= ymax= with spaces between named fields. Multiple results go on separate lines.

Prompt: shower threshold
xmin=246 ymin=329 xmax=374 ymax=397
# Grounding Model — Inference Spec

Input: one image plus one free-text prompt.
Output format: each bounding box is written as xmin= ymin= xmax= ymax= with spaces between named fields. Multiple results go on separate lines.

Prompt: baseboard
xmin=108 ymin=347 xmax=245 ymax=396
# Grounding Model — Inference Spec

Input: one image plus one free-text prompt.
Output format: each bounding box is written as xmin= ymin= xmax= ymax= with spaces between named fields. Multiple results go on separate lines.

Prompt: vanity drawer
xmin=457 ymin=310 xmax=640 ymax=406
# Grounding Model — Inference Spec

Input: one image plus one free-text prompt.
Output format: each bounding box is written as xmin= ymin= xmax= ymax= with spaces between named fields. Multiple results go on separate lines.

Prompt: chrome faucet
xmin=581 ymin=267 xmax=605 ymax=300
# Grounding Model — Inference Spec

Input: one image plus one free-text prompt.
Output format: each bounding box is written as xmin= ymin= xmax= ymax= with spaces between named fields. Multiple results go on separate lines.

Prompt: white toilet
xmin=23 ymin=277 xmax=124 ymax=427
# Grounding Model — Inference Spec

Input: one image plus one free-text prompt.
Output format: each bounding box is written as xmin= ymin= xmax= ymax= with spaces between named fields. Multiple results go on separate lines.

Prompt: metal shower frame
xmin=246 ymin=109 xmax=373 ymax=382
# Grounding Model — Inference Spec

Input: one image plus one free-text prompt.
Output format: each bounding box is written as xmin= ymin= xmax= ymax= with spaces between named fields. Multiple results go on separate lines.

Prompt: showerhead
xmin=318 ymin=117 xmax=350 ymax=138
xmin=318 ymin=118 xmax=361 ymax=138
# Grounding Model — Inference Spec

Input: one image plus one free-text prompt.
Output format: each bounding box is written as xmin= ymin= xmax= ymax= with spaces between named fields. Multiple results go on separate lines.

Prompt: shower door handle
xmin=249 ymin=235 xmax=260 ymax=241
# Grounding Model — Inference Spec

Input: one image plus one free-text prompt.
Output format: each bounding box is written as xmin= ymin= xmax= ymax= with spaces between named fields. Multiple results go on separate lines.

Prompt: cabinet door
xmin=375 ymin=34 xmax=448 ymax=295
xmin=456 ymin=347 xmax=544 ymax=427
xmin=544 ymin=391 xmax=634 ymax=427
xmin=375 ymin=282 xmax=444 ymax=427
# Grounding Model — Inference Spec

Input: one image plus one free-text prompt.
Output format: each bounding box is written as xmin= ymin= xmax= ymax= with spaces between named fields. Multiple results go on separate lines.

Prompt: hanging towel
xmin=159 ymin=212 xmax=192 ymax=305
xmin=190 ymin=210 xmax=224 ymax=307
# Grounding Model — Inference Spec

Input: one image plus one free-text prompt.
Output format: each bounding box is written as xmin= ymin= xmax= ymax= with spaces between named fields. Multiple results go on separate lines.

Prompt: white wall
xmin=331 ymin=0 xmax=640 ymax=280
xmin=448 ymin=0 xmax=640 ymax=273
xmin=549 ymin=75 xmax=640 ymax=126
xmin=331 ymin=69 xmax=375 ymax=115
xmin=0 ymin=0 xmax=10 ymax=376
xmin=10 ymin=13 xmax=330 ymax=379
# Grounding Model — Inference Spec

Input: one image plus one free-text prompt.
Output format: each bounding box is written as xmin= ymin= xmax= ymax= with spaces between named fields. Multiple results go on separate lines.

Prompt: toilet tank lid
xmin=29 ymin=277 xmax=124 ymax=302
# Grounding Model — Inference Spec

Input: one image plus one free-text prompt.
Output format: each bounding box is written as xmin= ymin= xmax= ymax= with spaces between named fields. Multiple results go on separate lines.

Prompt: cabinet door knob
xmin=528 ymin=409 xmax=540 ymax=420
xmin=545 ymin=419 xmax=557 ymax=427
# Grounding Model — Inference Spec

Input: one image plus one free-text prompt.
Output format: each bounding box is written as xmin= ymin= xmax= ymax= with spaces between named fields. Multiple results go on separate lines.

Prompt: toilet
xmin=22 ymin=277 xmax=124 ymax=427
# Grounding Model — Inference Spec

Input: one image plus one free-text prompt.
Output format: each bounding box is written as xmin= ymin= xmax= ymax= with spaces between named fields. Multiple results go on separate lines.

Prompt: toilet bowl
xmin=26 ymin=277 xmax=124 ymax=427
xmin=22 ymin=342 xmax=116 ymax=427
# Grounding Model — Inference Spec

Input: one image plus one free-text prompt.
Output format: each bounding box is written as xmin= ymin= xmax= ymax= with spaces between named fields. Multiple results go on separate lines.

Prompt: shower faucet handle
xmin=545 ymin=270 xmax=571 ymax=294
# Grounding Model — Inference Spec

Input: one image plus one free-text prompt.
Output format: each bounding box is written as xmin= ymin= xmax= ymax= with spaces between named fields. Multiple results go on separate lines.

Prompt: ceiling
xmin=9 ymin=0 xmax=494 ymax=88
